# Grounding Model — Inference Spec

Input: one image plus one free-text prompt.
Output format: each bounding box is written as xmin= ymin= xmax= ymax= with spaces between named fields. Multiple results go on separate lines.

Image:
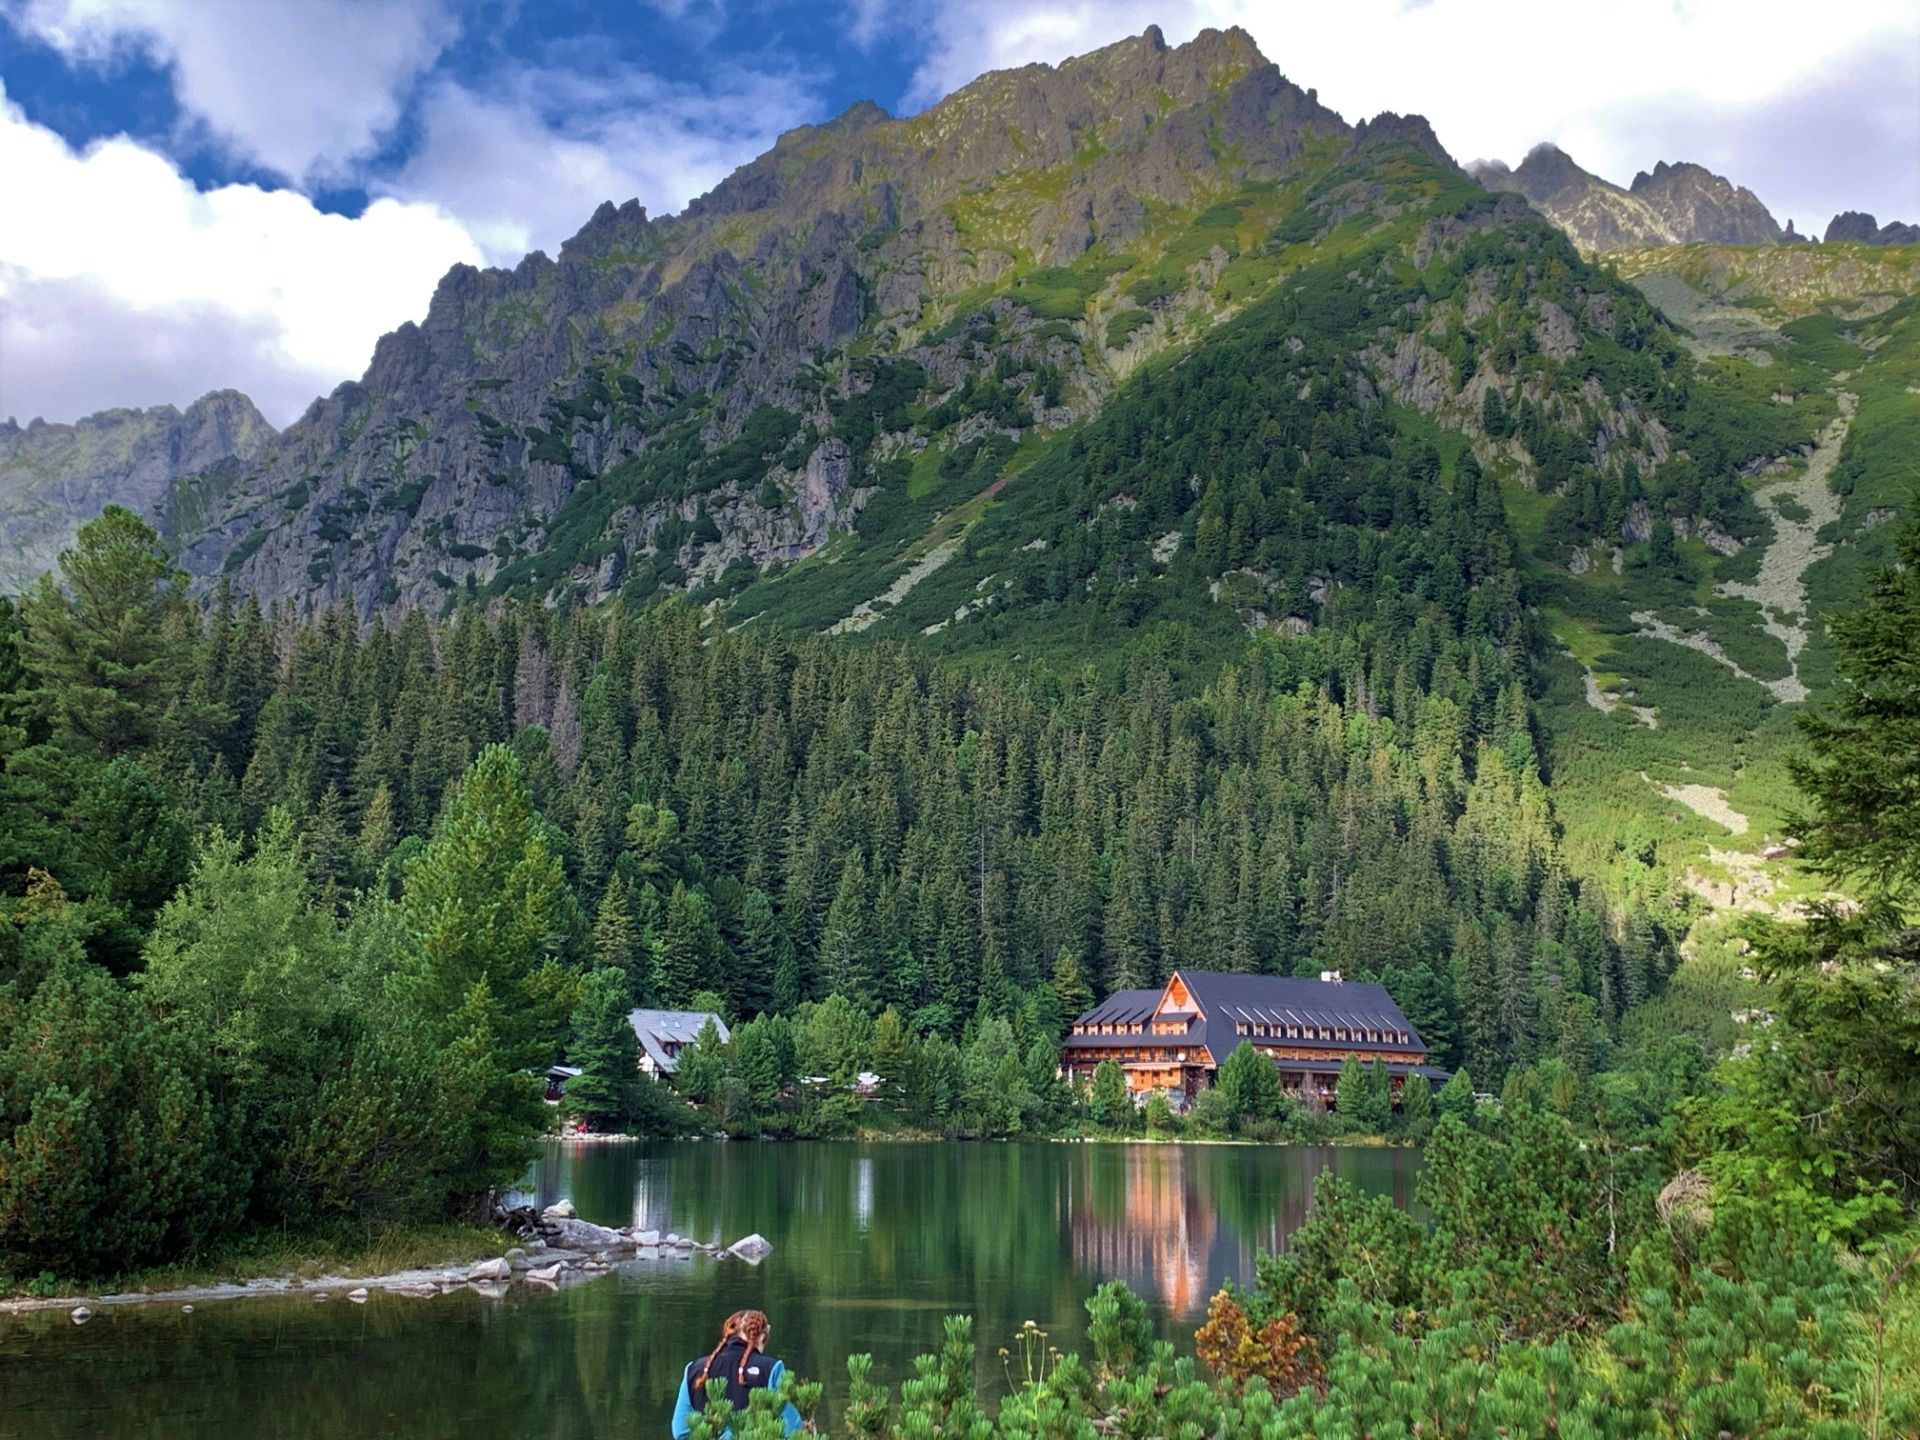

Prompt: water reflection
xmin=3 ymin=1141 xmax=1418 ymax=1440
xmin=1062 ymin=1143 xmax=1417 ymax=1316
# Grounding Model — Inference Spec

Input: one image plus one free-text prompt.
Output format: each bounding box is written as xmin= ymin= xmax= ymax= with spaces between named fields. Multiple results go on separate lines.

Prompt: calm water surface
xmin=0 ymin=1140 xmax=1417 ymax=1439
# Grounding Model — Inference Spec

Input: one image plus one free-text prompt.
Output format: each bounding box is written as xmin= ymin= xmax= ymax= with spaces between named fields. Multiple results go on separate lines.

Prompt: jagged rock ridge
xmin=165 ymin=26 xmax=1357 ymax=614
xmin=1823 ymin=211 xmax=1920 ymax=246
xmin=1471 ymin=144 xmax=1785 ymax=251
xmin=0 ymin=391 xmax=275 ymax=592
xmin=155 ymin=29 xmax=1716 ymax=629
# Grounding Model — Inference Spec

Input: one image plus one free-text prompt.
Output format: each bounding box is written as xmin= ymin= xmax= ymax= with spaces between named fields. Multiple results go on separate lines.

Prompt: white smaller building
xmin=628 ymin=1009 xmax=729 ymax=1077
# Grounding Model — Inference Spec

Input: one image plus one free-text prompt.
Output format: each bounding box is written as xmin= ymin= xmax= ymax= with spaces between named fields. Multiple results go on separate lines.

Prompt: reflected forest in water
xmin=2 ymin=1142 xmax=1416 ymax=1440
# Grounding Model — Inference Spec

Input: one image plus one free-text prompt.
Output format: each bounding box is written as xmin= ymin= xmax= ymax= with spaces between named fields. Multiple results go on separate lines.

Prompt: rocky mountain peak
xmin=1825 ymin=210 xmax=1920 ymax=245
xmin=1506 ymin=142 xmax=1591 ymax=204
xmin=1 ymin=390 xmax=275 ymax=591
xmin=1626 ymin=159 xmax=1781 ymax=244
xmin=1477 ymin=143 xmax=1784 ymax=250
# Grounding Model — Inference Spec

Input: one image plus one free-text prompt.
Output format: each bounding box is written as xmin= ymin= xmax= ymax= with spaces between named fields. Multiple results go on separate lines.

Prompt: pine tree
xmin=10 ymin=506 xmax=189 ymax=759
xmin=1089 ymin=1060 xmax=1130 ymax=1129
xmin=1437 ymin=1068 xmax=1476 ymax=1122
xmin=591 ymin=874 xmax=642 ymax=996
xmin=565 ymin=967 xmax=642 ymax=1130
xmin=1049 ymin=947 xmax=1093 ymax=1029
xmin=389 ymin=745 xmax=573 ymax=1197
xmin=673 ymin=1017 xmax=727 ymax=1106
xmin=733 ymin=889 xmax=786 ymax=1017
xmin=1216 ymin=1043 xmax=1282 ymax=1127
xmin=661 ymin=882 xmax=723 ymax=1004
xmin=1401 ymin=1069 xmax=1434 ymax=1131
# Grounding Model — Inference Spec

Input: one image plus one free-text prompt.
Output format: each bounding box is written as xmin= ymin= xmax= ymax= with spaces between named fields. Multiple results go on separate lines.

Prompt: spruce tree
xmin=1401 ymin=1069 xmax=1434 ymax=1132
xmin=565 ymin=967 xmax=641 ymax=1130
xmin=1089 ymin=1060 xmax=1130 ymax=1129
xmin=11 ymin=506 xmax=188 ymax=759
xmin=1217 ymin=1043 xmax=1282 ymax=1127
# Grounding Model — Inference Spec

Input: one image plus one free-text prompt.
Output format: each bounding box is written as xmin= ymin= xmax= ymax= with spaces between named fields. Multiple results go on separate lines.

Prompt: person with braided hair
xmin=670 ymin=1309 xmax=803 ymax=1438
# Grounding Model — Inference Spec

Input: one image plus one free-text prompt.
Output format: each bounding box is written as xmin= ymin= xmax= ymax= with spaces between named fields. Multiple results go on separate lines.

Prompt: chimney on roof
xmin=1319 ymin=969 xmax=1342 ymax=984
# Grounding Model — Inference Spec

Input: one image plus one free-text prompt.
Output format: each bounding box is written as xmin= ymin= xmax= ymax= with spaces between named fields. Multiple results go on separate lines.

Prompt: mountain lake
xmin=0 ymin=1140 xmax=1419 ymax=1439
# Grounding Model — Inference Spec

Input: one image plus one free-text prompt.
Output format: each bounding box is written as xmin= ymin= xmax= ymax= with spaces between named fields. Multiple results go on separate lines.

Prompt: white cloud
xmin=0 ymin=86 xmax=483 ymax=426
xmin=6 ymin=0 xmax=456 ymax=182
xmin=384 ymin=64 xmax=821 ymax=264
xmin=902 ymin=0 xmax=1920 ymax=227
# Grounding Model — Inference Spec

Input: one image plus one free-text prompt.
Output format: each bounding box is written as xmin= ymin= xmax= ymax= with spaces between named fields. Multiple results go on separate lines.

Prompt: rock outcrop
xmin=1472 ymin=145 xmax=1784 ymax=251
xmin=149 ymin=27 xmax=1395 ymax=617
xmin=0 ymin=390 xmax=274 ymax=592
xmin=1823 ymin=211 xmax=1920 ymax=246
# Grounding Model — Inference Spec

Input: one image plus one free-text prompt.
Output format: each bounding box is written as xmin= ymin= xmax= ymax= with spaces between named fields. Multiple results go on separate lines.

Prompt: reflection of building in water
xmin=1067 ymin=1147 xmax=1418 ymax=1318
xmin=1067 ymin=1149 xmax=1216 ymax=1316
xmin=855 ymin=1156 xmax=874 ymax=1232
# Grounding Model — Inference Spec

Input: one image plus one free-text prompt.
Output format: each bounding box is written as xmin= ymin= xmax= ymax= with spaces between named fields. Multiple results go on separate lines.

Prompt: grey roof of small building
xmin=626 ymin=1009 xmax=729 ymax=1074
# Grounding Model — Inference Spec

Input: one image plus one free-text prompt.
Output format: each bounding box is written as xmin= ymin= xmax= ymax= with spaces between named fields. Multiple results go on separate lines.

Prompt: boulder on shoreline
xmin=727 ymin=1234 xmax=773 ymax=1263
xmin=467 ymin=1257 xmax=512 ymax=1283
xmin=542 ymin=1216 xmax=627 ymax=1250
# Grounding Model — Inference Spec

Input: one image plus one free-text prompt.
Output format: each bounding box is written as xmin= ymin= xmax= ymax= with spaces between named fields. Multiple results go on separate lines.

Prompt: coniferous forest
xmin=2 ymin=20 xmax=1918 ymax=1432
xmin=5 ymin=503 xmax=1916 ymax=1432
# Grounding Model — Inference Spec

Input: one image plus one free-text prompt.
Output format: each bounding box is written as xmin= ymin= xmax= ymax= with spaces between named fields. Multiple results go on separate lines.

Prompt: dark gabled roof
xmin=1061 ymin=1032 xmax=1189 ymax=1052
xmin=1074 ymin=988 xmax=1160 ymax=1028
xmin=1172 ymin=971 xmax=1425 ymax=1065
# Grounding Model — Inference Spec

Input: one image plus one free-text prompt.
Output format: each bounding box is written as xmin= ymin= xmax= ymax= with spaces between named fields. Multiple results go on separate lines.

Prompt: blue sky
xmin=2 ymin=0 xmax=1916 ymax=427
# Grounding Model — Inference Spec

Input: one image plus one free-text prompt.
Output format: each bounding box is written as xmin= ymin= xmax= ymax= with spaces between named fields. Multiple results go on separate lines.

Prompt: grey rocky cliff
xmin=1472 ymin=144 xmax=1784 ymax=251
xmin=163 ymin=26 xmax=1388 ymax=618
xmin=0 ymin=390 xmax=275 ymax=592
xmin=1823 ymin=211 xmax=1920 ymax=246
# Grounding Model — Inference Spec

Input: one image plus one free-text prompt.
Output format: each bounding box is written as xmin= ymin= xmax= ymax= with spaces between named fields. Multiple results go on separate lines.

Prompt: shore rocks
xmin=727 ymin=1234 xmax=774 ymax=1263
xmin=468 ymin=1257 xmax=513 ymax=1283
xmin=71 ymin=1307 xmax=92 ymax=1324
xmin=347 ymin=1289 xmax=368 ymax=1304
xmin=527 ymin=1263 xmax=563 ymax=1284
xmin=543 ymin=1217 xmax=627 ymax=1250
xmin=542 ymin=1199 xmax=576 ymax=1220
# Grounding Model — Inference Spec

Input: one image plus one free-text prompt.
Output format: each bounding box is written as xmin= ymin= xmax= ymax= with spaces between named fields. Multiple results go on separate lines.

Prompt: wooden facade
xmin=1059 ymin=970 xmax=1447 ymax=1107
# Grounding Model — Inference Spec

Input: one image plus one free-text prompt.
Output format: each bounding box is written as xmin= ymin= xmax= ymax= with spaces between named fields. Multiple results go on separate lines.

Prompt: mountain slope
xmin=121 ymin=26 xmax=1916 ymax=905
xmin=175 ymin=25 xmax=1377 ymax=615
xmin=0 ymin=391 xmax=274 ymax=592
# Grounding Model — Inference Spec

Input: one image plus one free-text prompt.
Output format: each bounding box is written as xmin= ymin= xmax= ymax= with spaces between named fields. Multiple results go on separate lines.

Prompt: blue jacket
xmin=671 ymin=1355 xmax=802 ymax=1438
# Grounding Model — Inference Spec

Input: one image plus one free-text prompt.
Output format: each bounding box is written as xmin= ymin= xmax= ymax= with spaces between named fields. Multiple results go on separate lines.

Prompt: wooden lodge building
xmin=1060 ymin=970 xmax=1448 ymax=1106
